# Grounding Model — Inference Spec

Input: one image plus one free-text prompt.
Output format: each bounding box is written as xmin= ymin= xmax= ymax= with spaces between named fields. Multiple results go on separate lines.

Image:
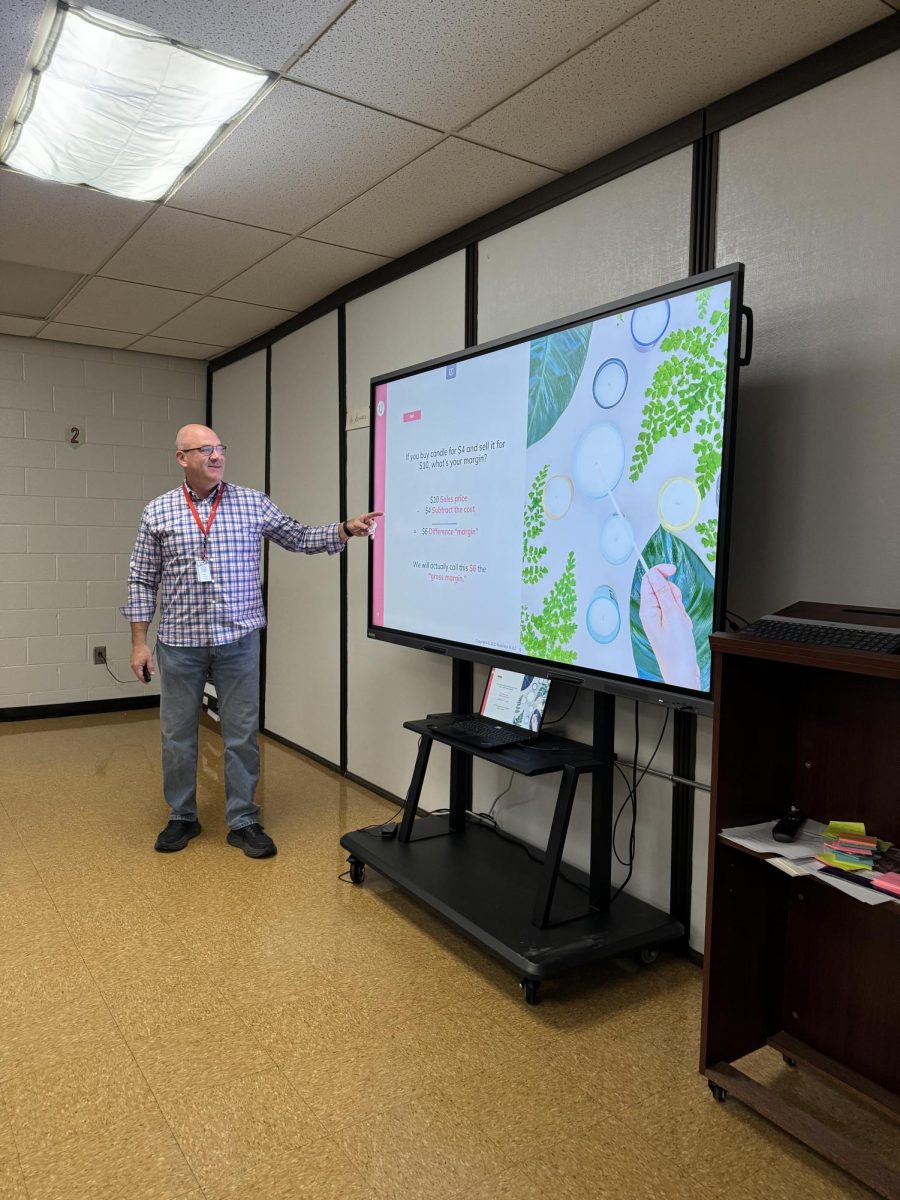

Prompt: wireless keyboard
xmin=436 ymin=717 xmax=535 ymax=747
xmin=740 ymin=618 xmax=900 ymax=654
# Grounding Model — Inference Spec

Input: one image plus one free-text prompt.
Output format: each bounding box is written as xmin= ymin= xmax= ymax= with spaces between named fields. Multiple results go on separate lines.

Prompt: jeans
xmin=156 ymin=631 xmax=261 ymax=830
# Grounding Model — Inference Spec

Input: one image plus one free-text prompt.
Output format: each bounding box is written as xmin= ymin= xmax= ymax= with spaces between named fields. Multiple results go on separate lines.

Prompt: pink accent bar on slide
xmin=372 ymin=384 xmax=387 ymax=626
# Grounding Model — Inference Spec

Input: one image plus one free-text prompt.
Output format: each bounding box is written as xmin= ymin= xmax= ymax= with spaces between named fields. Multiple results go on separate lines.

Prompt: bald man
xmin=125 ymin=425 xmax=379 ymax=859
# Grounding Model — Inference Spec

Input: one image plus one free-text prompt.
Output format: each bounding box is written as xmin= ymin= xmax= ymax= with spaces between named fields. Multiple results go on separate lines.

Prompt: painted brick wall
xmin=0 ymin=334 xmax=206 ymax=706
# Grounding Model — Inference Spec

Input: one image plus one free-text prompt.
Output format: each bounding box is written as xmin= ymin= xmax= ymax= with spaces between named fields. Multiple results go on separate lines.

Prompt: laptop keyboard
xmin=740 ymin=619 xmax=900 ymax=654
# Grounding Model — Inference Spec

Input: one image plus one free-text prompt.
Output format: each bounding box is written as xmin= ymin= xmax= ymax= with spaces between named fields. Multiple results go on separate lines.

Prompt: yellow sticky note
xmin=824 ymin=821 xmax=866 ymax=839
xmin=816 ymin=853 xmax=870 ymax=872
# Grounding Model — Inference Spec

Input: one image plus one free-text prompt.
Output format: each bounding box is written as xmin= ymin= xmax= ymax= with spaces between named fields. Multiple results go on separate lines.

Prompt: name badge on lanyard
xmin=183 ymin=483 xmax=223 ymax=584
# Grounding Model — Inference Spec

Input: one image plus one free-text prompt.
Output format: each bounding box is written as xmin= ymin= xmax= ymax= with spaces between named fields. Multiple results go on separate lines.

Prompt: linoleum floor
xmin=0 ymin=711 xmax=888 ymax=1199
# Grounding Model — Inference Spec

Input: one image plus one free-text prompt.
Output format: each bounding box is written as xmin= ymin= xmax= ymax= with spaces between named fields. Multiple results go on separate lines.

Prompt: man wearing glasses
xmin=125 ymin=424 xmax=380 ymax=859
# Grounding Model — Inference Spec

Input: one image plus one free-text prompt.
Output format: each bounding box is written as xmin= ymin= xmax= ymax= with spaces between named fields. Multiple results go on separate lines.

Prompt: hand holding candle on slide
xmin=639 ymin=564 xmax=700 ymax=689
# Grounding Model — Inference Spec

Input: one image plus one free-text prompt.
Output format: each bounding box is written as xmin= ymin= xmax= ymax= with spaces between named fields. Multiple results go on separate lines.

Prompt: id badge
xmin=195 ymin=558 xmax=212 ymax=582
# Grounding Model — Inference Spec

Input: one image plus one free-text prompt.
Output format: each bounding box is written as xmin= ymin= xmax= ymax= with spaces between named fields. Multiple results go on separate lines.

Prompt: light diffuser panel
xmin=2 ymin=4 xmax=271 ymax=201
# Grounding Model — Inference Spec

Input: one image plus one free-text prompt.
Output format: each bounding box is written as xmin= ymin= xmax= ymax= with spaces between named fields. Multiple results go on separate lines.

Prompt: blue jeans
xmin=157 ymin=631 xmax=261 ymax=830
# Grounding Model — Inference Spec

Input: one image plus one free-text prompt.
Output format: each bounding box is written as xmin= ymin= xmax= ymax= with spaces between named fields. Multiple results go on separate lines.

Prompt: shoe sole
xmin=226 ymin=831 xmax=277 ymax=859
xmin=154 ymin=823 xmax=201 ymax=853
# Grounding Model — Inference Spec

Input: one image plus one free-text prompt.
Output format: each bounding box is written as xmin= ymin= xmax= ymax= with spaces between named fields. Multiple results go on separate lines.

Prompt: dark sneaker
xmin=154 ymin=819 xmax=201 ymax=852
xmin=227 ymin=823 xmax=277 ymax=858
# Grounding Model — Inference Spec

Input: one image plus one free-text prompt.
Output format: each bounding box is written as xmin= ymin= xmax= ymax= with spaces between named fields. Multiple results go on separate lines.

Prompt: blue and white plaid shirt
xmin=124 ymin=482 xmax=343 ymax=646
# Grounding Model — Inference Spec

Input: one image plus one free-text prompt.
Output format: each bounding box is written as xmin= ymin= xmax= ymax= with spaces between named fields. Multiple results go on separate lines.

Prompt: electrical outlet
xmin=93 ymin=646 xmax=106 ymax=665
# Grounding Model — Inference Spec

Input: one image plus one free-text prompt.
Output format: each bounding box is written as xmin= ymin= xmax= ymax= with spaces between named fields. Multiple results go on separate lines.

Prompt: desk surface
xmin=406 ymin=715 xmax=606 ymax=776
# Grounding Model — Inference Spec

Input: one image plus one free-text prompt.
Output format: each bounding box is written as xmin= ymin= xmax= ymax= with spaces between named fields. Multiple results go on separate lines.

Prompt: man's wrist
xmin=341 ymin=520 xmax=352 ymax=540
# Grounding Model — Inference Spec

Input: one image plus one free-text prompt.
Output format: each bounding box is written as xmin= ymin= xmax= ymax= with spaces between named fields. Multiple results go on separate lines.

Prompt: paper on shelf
xmin=808 ymin=861 xmax=894 ymax=905
xmin=768 ymin=856 xmax=894 ymax=904
xmin=720 ymin=819 xmax=827 ymax=858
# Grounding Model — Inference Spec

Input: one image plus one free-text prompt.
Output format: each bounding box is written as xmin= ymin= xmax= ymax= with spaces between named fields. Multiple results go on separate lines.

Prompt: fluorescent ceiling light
xmin=1 ymin=4 xmax=271 ymax=202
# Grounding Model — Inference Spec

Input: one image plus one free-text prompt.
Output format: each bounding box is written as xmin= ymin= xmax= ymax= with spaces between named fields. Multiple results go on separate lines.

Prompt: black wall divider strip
xmin=447 ymin=245 xmax=479 ymax=812
xmin=258 ymin=345 xmax=272 ymax=732
xmin=689 ymin=128 xmax=719 ymax=276
xmin=666 ymin=112 xmax=722 ymax=949
xmin=706 ymin=13 xmax=900 ymax=134
xmin=338 ymin=306 xmax=348 ymax=774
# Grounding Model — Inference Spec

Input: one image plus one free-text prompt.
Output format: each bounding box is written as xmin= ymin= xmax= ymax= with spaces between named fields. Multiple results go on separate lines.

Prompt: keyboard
xmin=430 ymin=717 xmax=535 ymax=748
xmin=740 ymin=618 xmax=900 ymax=654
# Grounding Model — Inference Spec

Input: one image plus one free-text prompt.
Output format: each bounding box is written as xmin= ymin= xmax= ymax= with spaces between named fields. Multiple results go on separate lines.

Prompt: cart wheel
xmin=348 ymin=857 xmax=366 ymax=885
xmin=520 ymin=979 xmax=541 ymax=1006
xmin=637 ymin=947 xmax=660 ymax=966
xmin=782 ymin=1055 xmax=797 ymax=1068
xmin=708 ymin=1082 xmax=728 ymax=1103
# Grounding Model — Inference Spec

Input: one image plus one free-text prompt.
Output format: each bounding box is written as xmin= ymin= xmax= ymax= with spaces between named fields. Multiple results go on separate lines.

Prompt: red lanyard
xmin=182 ymin=482 xmax=223 ymax=559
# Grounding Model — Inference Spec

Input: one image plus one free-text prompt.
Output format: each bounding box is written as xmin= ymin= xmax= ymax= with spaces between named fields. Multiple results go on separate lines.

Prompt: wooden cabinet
xmin=701 ymin=603 xmax=900 ymax=1199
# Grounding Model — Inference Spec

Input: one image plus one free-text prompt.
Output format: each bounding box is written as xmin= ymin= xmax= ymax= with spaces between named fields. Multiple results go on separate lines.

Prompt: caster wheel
xmin=521 ymin=979 xmax=541 ymax=1006
xmin=637 ymin=947 xmax=660 ymax=966
xmin=782 ymin=1055 xmax=797 ymax=1068
xmin=348 ymin=857 xmax=366 ymax=885
xmin=708 ymin=1081 xmax=728 ymax=1103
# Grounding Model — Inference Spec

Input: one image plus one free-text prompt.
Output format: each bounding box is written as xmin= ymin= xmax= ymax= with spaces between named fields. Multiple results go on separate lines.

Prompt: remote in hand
xmin=772 ymin=805 xmax=805 ymax=843
xmin=142 ymin=664 xmax=152 ymax=683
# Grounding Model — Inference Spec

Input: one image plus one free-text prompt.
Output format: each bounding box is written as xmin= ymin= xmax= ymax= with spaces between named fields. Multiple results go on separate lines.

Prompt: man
xmin=125 ymin=425 xmax=379 ymax=859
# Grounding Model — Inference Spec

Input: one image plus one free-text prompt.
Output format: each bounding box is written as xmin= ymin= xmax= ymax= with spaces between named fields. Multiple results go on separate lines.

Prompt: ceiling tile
xmin=169 ymin=79 xmax=441 ymax=233
xmin=93 ymin=0 xmax=343 ymax=73
xmin=52 ymin=278 xmax=197 ymax=334
xmin=127 ymin=336 xmax=224 ymax=360
xmin=0 ymin=169 xmax=151 ymax=273
xmin=462 ymin=0 xmax=889 ymax=171
xmin=305 ymin=138 xmax=561 ymax=258
xmin=38 ymin=323 xmax=137 ymax=349
xmin=215 ymin=237 xmax=390 ymax=310
xmin=101 ymin=208 xmax=290 ymax=293
xmin=289 ymin=0 xmax=651 ymax=130
xmin=0 ymin=315 xmax=43 ymax=336
xmin=151 ymin=297 xmax=295 ymax=346
xmin=0 ymin=0 xmax=47 ymax=137
xmin=0 ymin=260 xmax=83 ymax=319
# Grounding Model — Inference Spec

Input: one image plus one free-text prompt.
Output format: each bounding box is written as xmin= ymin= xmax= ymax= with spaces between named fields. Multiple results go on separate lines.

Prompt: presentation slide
xmin=372 ymin=278 xmax=735 ymax=694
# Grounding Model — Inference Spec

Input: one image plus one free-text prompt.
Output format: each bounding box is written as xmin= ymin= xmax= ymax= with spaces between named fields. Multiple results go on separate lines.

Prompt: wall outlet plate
xmin=93 ymin=646 xmax=106 ymax=664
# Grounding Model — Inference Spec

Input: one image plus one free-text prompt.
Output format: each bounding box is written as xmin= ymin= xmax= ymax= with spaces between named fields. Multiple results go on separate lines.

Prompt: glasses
xmin=181 ymin=444 xmax=226 ymax=457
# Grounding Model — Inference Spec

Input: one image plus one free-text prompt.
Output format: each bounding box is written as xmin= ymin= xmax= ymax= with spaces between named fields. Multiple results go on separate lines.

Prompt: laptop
xmin=429 ymin=668 xmax=552 ymax=749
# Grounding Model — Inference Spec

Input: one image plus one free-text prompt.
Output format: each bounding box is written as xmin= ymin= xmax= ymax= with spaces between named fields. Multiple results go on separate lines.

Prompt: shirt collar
xmin=184 ymin=480 xmax=223 ymax=503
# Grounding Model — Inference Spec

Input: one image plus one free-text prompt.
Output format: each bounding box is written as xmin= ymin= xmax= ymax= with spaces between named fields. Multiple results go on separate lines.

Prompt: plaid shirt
xmin=124 ymin=481 xmax=343 ymax=646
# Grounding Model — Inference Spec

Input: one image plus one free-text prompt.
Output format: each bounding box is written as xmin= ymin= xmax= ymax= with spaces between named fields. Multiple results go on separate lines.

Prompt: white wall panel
xmin=717 ymin=52 xmax=900 ymax=618
xmin=478 ymin=149 xmax=693 ymax=342
xmin=345 ymin=254 xmax=466 ymax=803
xmin=476 ymin=150 xmax=701 ymax=941
xmin=266 ymin=315 xmax=341 ymax=763
xmin=210 ymin=352 xmax=265 ymax=492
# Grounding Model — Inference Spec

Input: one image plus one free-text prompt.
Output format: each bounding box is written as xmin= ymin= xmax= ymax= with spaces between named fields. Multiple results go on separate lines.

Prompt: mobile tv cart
xmin=340 ymin=692 xmax=687 ymax=1004
xmin=701 ymin=603 xmax=900 ymax=1200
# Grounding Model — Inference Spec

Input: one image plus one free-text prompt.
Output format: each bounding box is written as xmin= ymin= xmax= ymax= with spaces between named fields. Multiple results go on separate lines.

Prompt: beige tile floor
xmin=0 ymin=711 xmax=891 ymax=1199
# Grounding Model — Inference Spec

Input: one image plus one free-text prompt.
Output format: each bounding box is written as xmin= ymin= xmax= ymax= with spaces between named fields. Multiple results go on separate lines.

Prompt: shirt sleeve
xmin=122 ymin=508 xmax=162 ymax=622
xmin=259 ymin=495 xmax=344 ymax=555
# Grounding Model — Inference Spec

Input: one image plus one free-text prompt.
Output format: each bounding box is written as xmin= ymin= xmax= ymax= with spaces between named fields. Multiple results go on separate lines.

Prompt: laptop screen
xmin=480 ymin=668 xmax=551 ymax=732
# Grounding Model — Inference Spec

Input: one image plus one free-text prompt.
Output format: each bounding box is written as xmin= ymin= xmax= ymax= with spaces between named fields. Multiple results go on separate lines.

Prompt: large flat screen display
xmin=369 ymin=265 xmax=745 ymax=709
